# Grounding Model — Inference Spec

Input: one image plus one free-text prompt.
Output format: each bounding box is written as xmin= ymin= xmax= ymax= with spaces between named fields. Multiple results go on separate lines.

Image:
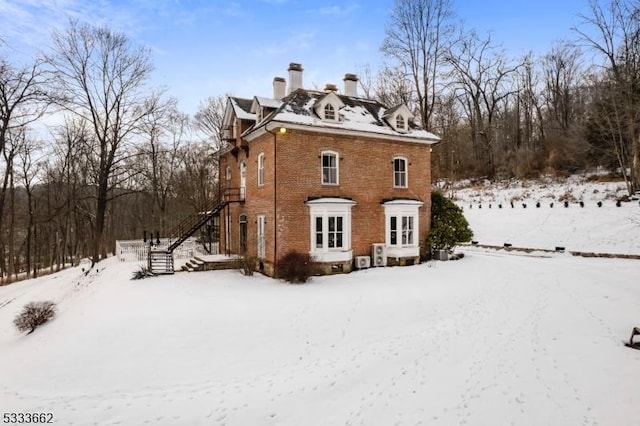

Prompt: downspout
xmin=265 ymin=126 xmax=278 ymax=276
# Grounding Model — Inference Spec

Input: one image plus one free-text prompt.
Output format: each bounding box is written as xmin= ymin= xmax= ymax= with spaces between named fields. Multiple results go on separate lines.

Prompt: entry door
xmin=257 ymin=215 xmax=265 ymax=259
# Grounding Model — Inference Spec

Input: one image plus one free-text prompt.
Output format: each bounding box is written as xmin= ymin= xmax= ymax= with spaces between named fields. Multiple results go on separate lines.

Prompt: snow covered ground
xmin=0 ymin=177 xmax=639 ymax=426
xmin=454 ymin=176 xmax=640 ymax=255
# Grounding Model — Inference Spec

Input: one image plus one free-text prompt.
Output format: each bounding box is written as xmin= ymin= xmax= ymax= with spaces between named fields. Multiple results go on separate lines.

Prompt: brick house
xmin=218 ymin=63 xmax=440 ymax=276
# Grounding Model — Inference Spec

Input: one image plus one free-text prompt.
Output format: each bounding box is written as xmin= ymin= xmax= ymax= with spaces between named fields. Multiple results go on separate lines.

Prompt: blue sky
xmin=0 ymin=0 xmax=596 ymax=116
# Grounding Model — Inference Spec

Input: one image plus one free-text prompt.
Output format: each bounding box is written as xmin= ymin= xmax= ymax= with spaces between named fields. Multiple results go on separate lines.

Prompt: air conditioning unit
xmin=371 ymin=243 xmax=387 ymax=267
xmin=355 ymin=256 xmax=371 ymax=269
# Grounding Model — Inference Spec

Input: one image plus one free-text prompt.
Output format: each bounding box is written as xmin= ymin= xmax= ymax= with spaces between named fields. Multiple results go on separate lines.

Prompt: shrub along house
xmin=217 ymin=63 xmax=440 ymax=276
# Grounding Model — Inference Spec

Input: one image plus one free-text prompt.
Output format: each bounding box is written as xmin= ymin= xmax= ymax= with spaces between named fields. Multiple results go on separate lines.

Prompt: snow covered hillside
xmin=0 ymin=177 xmax=639 ymax=426
xmin=453 ymin=175 xmax=640 ymax=255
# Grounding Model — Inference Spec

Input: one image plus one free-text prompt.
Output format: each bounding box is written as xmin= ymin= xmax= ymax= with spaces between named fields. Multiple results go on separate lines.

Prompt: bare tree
xmin=542 ymin=42 xmax=583 ymax=135
xmin=374 ymin=64 xmax=415 ymax=108
xmin=0 ymin=55 xmax=48 ymax=157
xmin=194 ymin=94 xmax=227 ymax=150
xmin=46 ymin=20 xmax=164 ymax=263
xmin=447 ymin=31 xmax=521 ymax=177
xmin=17 ymin=134 xmax=42 ymax=278
xmin=46 ymin=118 xmax=93 ymax=268
xmin=575 ymin=0 xmax=640 ymax=193
xmin=0 ymin=54 xmax=48 ymax=274
xmin=138 ymin=100 xmax=190 ymax=234
xmin=381 ymin=0 xmax=456 ymax=130
xmin=173 ymin=141 xmax=219 ymax=213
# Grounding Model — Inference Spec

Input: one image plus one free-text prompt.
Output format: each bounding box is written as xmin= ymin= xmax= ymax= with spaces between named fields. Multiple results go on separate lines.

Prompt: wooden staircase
xmin=148 ymin=250 xmax=175 ymax=274
xmin=181 ymin=255 xmax=243 ymax=272
xmin=182 ymin=257 xmax=205 ymax=272
xmin=148 ymin=188 xmax=245 ymax=275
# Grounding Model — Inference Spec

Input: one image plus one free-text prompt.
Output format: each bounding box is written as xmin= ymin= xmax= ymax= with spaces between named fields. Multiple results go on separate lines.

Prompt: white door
xmin=257 ymin=215 xmax=266 ymax=259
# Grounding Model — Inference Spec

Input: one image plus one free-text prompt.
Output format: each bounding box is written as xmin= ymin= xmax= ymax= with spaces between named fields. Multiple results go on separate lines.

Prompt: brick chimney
xmin=288 ymin=63 xmax=303 ymax=94
xmin=324 ymin=83 xmax=338 ymax=92
xmin=343 ymin=73 xmax=358 ymax=97
xmin=273 ymin=77 xmax=286 ymax=100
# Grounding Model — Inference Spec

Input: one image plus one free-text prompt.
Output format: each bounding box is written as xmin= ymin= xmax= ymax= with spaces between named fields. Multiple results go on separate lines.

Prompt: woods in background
xmin=0 ymin=21 xmax=223 ymax=281
xmin=1 ymin=0 xmax=638 ymax=280
xmin=375 ymin=0 xmax=640 ymax=195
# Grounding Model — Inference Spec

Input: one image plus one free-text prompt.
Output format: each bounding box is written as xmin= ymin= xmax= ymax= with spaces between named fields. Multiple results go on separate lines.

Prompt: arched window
xmin=324 ymin=103 xmax=336 ymax=120
xmin=396 ymin=114 xmax=406 ymax=130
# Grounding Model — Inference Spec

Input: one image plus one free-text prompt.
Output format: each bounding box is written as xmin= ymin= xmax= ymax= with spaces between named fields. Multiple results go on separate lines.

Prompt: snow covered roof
xmin=229 ymin=97 xmax=255 ymax=121
xmin=251 ymin=96 xmax=283 ymax=112
xmin=243 ymin=90 xmax=441 ymax=144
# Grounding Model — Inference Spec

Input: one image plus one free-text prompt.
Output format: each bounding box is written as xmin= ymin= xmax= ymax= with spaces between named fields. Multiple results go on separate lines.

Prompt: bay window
xmin=306 ymin=198 xmax=355 ymax=262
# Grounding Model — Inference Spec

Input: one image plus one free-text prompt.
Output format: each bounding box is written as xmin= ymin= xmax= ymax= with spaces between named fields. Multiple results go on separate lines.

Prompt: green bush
xmin=132 ymin=266 xmax=155 ymax=280
xmin=276 ymin=251 xmax=312 ymax=283
xmin=427 ymin=192 xmax=473 ymax=252
xmin=14 ymin=301 xmax=56 ymax=334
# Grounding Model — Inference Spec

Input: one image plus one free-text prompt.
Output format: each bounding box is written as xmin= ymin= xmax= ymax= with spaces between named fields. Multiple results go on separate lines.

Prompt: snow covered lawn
xmin=1 ymin=251 xmax=639 ymax=425
xmin=454 ymin=177 xmax=640 ymax=255
xmin=1 ymin=177 xmax=639 ymax=425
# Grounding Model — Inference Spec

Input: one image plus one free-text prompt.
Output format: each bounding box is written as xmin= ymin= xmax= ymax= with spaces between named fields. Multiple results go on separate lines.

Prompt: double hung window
xmin=393 ymin=157 xmax=407 ymax=188
xmin=322 ymin=151 xmax=338 ymax=185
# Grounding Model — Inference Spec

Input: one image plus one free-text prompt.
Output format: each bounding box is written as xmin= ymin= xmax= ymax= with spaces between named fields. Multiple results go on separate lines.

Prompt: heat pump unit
xmin=355 ymin=256 xmax=371 ymax=269
xmin=371 ymin=244 xmax=387 ymax=267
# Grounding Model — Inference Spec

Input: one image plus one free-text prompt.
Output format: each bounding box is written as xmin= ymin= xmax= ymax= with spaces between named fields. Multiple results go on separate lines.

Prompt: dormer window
xmin=383 ymin=104 xmax=413 ymax=132
xmin=324 ymin=103 xmax=336 ymax=120
xmin=314 ymin=92 xmax=345 ymax=123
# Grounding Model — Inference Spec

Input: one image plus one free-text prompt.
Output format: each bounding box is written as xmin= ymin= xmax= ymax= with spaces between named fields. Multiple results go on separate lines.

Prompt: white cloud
xmin=308 ymin=3 xmax=360 ymax=17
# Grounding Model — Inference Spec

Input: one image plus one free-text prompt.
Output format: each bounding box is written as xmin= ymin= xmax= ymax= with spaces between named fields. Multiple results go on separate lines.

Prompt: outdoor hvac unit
xmin=371 ymin=243 xmax=387 ymax=267
xmin=355 ymin=256 xmax=371 ymax=269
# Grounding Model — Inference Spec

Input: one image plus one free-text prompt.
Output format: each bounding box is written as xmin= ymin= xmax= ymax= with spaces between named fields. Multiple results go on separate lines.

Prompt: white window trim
xmin=257 ymin=152 xmax=265 ymax=186
xmin=239 ymin=161 xmax=247 ymax=192
xmin=306 ymin=198 xmax=356 ymax=262
xmin=383 ymin=200 xmax=423 ymax=258
xmin=313 ymin=92 xmax=344 ymax=123
xmin=321 ymin=150 xmax=339 ymax=186
xmin=324 ymin=103 xmax=336 ymax=121
xmin=257 ymin=215 xmax=266 ymax=259
xmin=393 ymin=156 xmax=408 ymax=188
xmin=396 ymin=114 xmax=406 ymax=131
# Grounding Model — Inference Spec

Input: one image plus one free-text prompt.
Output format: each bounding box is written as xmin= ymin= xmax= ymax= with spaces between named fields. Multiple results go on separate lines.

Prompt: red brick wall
xmin=220 ymin=126 xmax=432 ymax=268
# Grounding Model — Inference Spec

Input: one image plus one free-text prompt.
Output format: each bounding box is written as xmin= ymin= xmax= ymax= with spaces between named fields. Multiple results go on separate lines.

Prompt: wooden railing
xmin=116 ymin=238 xmax=212 ymax=262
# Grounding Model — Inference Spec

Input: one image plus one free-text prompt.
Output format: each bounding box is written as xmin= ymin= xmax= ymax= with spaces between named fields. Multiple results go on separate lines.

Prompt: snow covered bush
xmin=13 ymin=301 xmax=56 ymax=334
xmin=276 ymin=251 xmax=312 ymax=283
xmin=428 ymin=192 xmax=473 ymax=253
